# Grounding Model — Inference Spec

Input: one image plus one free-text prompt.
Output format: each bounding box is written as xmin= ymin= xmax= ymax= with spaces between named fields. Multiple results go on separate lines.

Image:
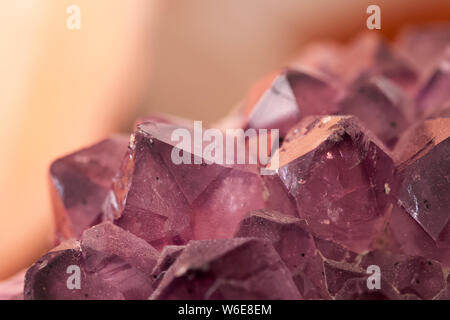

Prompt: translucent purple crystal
xmin=24 ymin=223 xmax=159 ymax=300
xmin=21 ymin=24 xmax=450 ymax=301
xmin=103 ymin=121 xmax=294 ymax=249
xmin=247 ymin=70 xmax=340 ymax=137
xmin=234 ymin=209 xmax=329 ymax=299
xmin=271 ymin=115 xmax=395 ymax=253
xmin=150 ymin=238 xmax=302 ymax=300
xmin=360 ymin=249 xmax=445 ymax=299
xmin=338 ymin=75 xmax=412 ymax=148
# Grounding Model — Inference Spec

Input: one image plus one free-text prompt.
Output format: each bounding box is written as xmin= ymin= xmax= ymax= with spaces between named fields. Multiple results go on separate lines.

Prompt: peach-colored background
xmin=0 ymin=0 xmax=448 ymax=279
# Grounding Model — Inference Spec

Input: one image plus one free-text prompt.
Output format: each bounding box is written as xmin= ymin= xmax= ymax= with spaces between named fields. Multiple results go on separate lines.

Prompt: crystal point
xmin=273 ymin=115 xmax=395 ymax=253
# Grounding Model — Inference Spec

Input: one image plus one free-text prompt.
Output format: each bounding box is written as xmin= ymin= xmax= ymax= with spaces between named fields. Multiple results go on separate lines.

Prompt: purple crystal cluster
xmin=16 ymin=26 xmax=450 ymax=300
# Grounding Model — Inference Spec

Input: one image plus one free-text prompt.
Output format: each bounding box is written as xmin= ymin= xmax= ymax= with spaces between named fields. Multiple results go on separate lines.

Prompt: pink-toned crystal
xmin=103 ymin=121 xmax=294 ymax=249
xmin=270 ymin=115 xmax=395 ymax=253
xmin=322 ymin=260 xmax=366 ymax=296
xmin=393 ymin=118 xmax=450 ymax=245
xmin=383 ymin=202 xmax=450 ymax=267
xmin=103 ymin=123 xmax=194 ymax=249
xmin=150 ymin=238 xmax=302 ymax=300
xmin=0 ymin=271 xmax=25 ymax=300
xmin=324 ymin=258 xmax=417 ymax=300
xmin=25 ymin=223 xmax=159 ymax=300
xmin=246 ymin=70 xmax=340 ymax=137
xmin=24 ymin=25 xmax=450 ymax=301
xmin=81 ymin=223 xmax=158 ymax=300
xmin=49 ymin=135 xmax=129 ymax=239
xmin=360 ymin=250 xmax=445 ymax=299
xmin=81 ymin=222 xmax=159 ymax=270
xmin=234 ymin=209 xmax=329 ymax=299
xmin=338 ymin=76 xmax=412 ymax=148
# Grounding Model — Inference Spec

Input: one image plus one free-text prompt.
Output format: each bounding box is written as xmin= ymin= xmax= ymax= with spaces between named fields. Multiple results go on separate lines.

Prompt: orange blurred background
xmin=0 ymin=0 xmax=449 ymax=279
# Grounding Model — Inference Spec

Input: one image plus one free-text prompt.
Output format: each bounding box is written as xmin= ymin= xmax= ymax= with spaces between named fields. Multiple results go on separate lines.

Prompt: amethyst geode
xmin=19 ymin=26 xmax=450 ymax=300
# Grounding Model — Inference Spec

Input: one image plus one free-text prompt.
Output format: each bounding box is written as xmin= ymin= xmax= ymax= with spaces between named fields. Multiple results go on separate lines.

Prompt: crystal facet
xmin=271 ymin=115 xmax=395 ymax=253
xmin=394 ymin=118 xmax=450 ymax=244
xmin=103 ymin=121 xmax=294 ymax=249
xmin=234 ymin=209 xmax=329 ymax=299
xmin=150 ymin=238 xmax=302 ymax=300
xmin=22 ymin=24 xmax=450 ymax=301
xmin=24 ymin=223 xmax=159 ymax=300
xmin=416 ymin=48 xmax=450 ymax=115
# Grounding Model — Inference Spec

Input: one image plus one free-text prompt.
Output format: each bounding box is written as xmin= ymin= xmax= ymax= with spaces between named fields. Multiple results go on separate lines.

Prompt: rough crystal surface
xmin=394 ymin=118 xmax=450 ymax=244
xmin=234 ymin=209 xmax=329 ymax=299
xmin=271 ymin=115 xmax=395 ymax=253
xmin=103 ymin=121 xmax=294 ymax=249
xmin=150 ymin=238 xmax=301 ymax=300
xmin=24 ymin=223 xmax=159 ymax=300
xmin=24 ymin=241 xmax=124 ymax=300
xmin=50 ymin=135 xmax=129 ymax=239
xmin=360 ymin=249 xmax=445 ymax=299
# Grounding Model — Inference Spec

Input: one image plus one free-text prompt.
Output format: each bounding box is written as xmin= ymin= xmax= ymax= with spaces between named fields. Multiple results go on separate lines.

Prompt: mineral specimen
xmin=20 ymin=25 xmax=450 ymax=301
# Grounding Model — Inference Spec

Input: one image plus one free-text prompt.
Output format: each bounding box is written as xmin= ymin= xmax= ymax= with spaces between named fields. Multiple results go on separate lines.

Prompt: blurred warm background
xmin=0 ymin=0 xmax=449 ymax=279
